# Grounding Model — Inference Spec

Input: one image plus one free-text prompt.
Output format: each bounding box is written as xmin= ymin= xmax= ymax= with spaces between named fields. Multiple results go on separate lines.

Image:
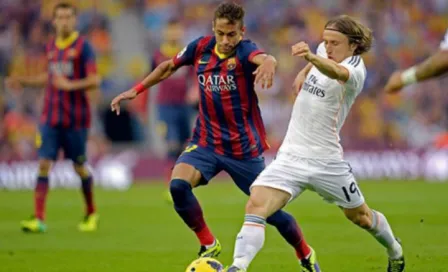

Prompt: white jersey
xmin=279 ymin=43 xmax=366 ymax=160
xmin=440 ymin=28 xmax=448 ymax=50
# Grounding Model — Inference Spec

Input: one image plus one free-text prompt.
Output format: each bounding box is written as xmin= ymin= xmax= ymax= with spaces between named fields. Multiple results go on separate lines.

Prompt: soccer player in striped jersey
xmin=385 ymin=28 xmax=448 ymax=92
xmin=111 ymin=2 xmax=319 ymax=271
xmin=226 ymin=15 xmax=405 ymax=272
xmin=6 ymin=2 xmax=101 ymax=233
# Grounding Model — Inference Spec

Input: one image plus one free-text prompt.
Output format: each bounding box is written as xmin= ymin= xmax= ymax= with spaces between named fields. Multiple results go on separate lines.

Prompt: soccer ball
xmin=185 ymin=257 xmax=224 ymax=272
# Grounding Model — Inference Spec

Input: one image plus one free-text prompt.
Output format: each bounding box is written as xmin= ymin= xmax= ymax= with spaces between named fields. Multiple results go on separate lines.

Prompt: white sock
xmin=232 ymin=214 xmax=266 ymax=270
xmin=368 ymin=210 xmax=403 ymax=259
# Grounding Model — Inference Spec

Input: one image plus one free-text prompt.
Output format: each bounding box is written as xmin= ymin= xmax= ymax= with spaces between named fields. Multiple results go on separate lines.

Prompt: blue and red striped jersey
xmin=172 ymin=36 xmax=269 ymax=159
xmin=151 ymin=47 xmax=193 ymax=105
xmin=41 ymin=34 xmax=97 ymax=129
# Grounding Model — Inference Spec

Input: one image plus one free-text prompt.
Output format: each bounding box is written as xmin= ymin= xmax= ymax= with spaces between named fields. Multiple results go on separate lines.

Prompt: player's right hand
xmin=291 ymin=42 xmax=312 ymax=60
xmin=110 ymin=89 xmax=137 ymax=115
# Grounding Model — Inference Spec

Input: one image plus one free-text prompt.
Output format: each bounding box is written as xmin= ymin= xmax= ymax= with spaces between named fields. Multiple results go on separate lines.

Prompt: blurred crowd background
xmin=1 ymin=0 xmax=448 ymax=162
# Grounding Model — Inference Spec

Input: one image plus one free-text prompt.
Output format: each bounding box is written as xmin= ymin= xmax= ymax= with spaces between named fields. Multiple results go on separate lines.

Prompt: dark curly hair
xmin=214 ymin=2 xmax=245 ymax=26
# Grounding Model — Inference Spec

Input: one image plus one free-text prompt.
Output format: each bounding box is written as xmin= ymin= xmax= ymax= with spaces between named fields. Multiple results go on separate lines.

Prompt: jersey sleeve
xmin=240 ymin=41 xmax=265 ymax=63
xmin=440 ymin=29 xmax=448 ymax=51
xmin=340 ymin=55 xmax=366 ymax=90
xmin=172 ymin=37 xmax=203 ymax=68
xmin=316 ymin=42 xmax=327 ymax=57
xmin=81 ymin=41 xmax=97 ymax=76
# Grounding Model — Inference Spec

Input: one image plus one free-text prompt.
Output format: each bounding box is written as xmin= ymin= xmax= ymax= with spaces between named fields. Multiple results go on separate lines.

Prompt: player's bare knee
xmin=245 ymin=187 xmax=270 ymax=216
xmin=171 ymin=163 xmax=202 ymax=188
xmin=38 ymin=160 xmax=52 ymax=176
xmin=245 ymin=195 xmax=266 ymax=215
xmin=73 ymin=163 xmax=89 ymax=178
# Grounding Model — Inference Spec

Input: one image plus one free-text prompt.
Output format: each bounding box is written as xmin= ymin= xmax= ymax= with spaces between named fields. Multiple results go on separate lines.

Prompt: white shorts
xmin=251 ymin=152 xmax=365 ymax=209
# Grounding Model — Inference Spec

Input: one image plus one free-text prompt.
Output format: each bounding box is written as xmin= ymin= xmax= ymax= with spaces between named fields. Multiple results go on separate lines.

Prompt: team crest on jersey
xmin=67 ymin=48 xmax=78 ymax=58
xmin=227 ymin=57 xmax=236 ymax=70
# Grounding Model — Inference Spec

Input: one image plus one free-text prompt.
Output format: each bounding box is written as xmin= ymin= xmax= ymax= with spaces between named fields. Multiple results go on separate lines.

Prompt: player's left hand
xmin=110 ymin=89 xmax=137 ymax=115
xmin=53 ymin=76 xmax=73 ymax=91
xmin=291 ymin=42 xmax=313 ymax=61
xmin=384 ymin=71 xmax=404 ymax=94
xmin=253 ymin=57 xmax=276 ymax=89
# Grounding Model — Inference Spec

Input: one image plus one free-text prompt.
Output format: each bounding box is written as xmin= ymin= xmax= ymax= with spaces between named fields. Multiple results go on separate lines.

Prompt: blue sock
xmin=170 ymin=179 xmax=215 ymax=245
xmin=81 ymin=175 xmax=95 ymax=215
xmin=267 ymin=210 xmax=311 ymax=260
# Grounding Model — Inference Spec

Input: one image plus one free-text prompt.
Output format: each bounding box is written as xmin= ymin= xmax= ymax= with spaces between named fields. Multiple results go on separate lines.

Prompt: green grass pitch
xmin=1 ymin=180 xmax=447 ymax=271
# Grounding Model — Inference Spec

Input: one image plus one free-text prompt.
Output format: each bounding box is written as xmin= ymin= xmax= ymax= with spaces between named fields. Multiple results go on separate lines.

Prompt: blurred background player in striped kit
xmin=5 ymin=2 xmax=101 ymax=233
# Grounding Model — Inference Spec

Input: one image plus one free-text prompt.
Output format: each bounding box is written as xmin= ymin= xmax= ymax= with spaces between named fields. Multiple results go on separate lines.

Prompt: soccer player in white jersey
xmin=385 ymin=28 xmax=448 ymax=92
xmin=225 ymin=15 xmax=405 ymax=272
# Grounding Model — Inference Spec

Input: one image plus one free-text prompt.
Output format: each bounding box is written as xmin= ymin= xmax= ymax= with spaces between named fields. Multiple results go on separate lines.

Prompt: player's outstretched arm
xmin=385 ymin=49 xmax=448 ymax=93
xmin=251 ymin=54 xmax=277 ymax=89
xmin=292 ymin=42 xmax=349 ymax=82
xmin=110 ymin=59 xmax=178 ymax=115
xmin=5 ymin=73 xmax=48 ymax=89
xmin=292 ymin=63 xmax=313 ymax=95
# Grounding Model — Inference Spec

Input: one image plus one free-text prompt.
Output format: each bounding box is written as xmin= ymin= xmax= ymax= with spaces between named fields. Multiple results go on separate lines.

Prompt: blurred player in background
xmin=150 ymin=19 xmax=195 ymax=200
xmin=226 ymin=15 xmax=405 ymax=272
xmin=111 ymin=2 xmax=319 ymax=271
xmin=5 ymin=2 xmax=101 ymax=233
xmin=385 ymin=29 xmax=448 ymax=93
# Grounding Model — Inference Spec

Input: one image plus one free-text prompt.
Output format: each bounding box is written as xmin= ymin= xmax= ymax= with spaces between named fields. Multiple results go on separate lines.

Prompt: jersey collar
xmin=213 ymin=37 xmax=242 ymax=60
xmin=55 ymin=32 xmax=79 ymax=50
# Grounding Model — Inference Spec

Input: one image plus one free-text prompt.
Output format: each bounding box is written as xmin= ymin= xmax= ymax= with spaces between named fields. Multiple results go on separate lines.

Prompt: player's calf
xmin=267 ymin=211 xmax=312 ymax=259
xmin=34 ymin=159 xmax=52 ymax=221
xmin=170 ymin=178 xmax=216 ymax=249
xmin=169 ymin=164 xmax=217 ymax=255
xmin=230 ymin=186 xmax=292 ymax=270
xmin=21 ymin=159 xmax=52 ymax=232
xmin=73 ymin=164 xmax=96 ymax=219
xmin=343 ymin=204 xmax=404 ymax=265
xmin=343 ymin=203 xmax=373 ymax=229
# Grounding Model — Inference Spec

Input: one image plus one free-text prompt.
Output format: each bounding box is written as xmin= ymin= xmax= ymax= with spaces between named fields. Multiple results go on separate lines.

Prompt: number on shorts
xmin=35 ymin=132 xmax=42 ymax=148
xmin=341 ymin=182 xmax=360 ymax=202
xmin=183 ymin=144 xmax=198 ymax=153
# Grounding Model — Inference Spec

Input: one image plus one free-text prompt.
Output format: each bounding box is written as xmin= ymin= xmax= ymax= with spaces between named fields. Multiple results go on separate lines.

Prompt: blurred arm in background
xmin=385 ymin=30 xmax=448 ymax=93
xmin=5 ymin=73 xmax=48 ymax=89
